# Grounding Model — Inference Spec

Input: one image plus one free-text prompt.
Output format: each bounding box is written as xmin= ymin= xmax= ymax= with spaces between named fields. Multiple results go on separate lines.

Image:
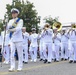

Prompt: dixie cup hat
xmin=11 ymin=8 xmax=19 ymax=14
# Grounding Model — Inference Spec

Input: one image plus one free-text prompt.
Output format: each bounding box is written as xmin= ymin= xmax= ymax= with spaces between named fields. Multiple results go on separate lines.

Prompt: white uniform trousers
xmin=69 ymin=41 xmax=76 ymax=61
xmin=43 ymin=42 xmax=52 ymax=62
xmin=61 ymin=42 xmax=68 ymax=59
xmin=52 ymin=43 xmax=56 ymax=60
xmin=29 ymin=46 xmax=38 ymax=61
xmin=10 ymin=42 xmax=23 ymax=69
xmin=54 ymin=44 xmax=60 ymax=61
xmin=23 ymin=44 xmax=28 ymax=62
xmin=39 ymin=44 xmax=44 ymax=60
xmin=3 ymin=46 xmax=10 ymax=62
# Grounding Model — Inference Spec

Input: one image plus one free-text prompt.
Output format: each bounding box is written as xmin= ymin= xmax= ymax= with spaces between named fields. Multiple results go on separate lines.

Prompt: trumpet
xmin=44 ymin=24 xmax=50 ymax=31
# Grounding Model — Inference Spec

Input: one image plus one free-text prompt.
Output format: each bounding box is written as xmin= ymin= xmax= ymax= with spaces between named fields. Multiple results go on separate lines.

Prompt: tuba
xmin=53 ymin=22 xmax=62 ymax=31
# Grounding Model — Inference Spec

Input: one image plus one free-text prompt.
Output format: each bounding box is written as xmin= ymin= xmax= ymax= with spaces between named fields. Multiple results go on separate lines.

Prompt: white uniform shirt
xmin=69 ymin=30 xmax=76 ymax=41
xmin=54 ymin=33 xmax=61 ymax=46
xmin=7 ymin=18 xmax=23 ymax=42
xmin=22 ymin=32 xmax=29 ymax=45
xmin=61 ymin=33 xmax=69 ymax=42
xmin=39 ymin=34 xmax=44 ymax=44
xmin=1 ymin=31 xmax=10 ymax=46
xmin=41 ymin=28 xmax=53 ymax=43
xmin=29 ymin=33 xmax=38 ymax=47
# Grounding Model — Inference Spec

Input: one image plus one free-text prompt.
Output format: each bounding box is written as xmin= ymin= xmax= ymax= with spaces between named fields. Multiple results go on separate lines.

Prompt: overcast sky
xmin=0 ymin=0 xmax=76 ymax=26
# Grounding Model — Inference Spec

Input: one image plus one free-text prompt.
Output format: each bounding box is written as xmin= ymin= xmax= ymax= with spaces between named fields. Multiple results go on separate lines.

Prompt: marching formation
xmin=0 ymin=8 xmax=76 ymax=72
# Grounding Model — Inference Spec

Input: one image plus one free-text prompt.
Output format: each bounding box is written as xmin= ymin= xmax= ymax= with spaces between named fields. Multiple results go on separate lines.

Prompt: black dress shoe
xmin=24 ymin=62 xmax=28 ymax=64
xmin=64 ymin=59 xmax=68 ymax=61
xmin=56 ymin=60 xmax=59 ymax=62
xmin=74 ymin=61 xmax=76 ymax=63
xmin=48 ymin=62 xmax=51 ymax=64
xmin=54 ymin=59 xmax=56 ymax=62
xmin=44 ymin=59 xmax=47 ymax=63
xmin=61 ymin=58 xmax=64 ymax=61
xmin=40 ymin=59 xmax=43 ymax=61
xmin=69 ymin=60 xmax=73 ymax=63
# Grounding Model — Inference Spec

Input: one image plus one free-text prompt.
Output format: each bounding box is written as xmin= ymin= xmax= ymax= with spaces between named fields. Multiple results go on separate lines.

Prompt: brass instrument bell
xmin=53 ymin=22 xmax=62 ymax=31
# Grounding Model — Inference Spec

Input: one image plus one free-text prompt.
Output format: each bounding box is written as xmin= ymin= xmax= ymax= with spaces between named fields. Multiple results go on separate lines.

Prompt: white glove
xmin=8 ymin=28 xmax=16 ymax=32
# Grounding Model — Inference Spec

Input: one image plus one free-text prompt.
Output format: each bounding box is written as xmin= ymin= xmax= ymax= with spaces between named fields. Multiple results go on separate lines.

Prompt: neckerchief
xmin=9 ymin=18 xmax=20 ymax=38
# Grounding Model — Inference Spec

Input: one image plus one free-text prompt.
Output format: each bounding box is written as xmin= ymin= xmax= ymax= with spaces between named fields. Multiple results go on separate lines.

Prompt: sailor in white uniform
xmin=22 ymin=27 xmax=29 ymax=64
xmin=68 ymin=24 xmax=76 ymax=63
xmin=7 ymin=8 xmax=23 ymax=71
xmin=53 ymin=29 xmax=61 ymax=62
xmin=61 ymin=28 xmax=69 ymax=60
xmin=38 ymin=29 xmax=45 ymax=61
xmin=29 ymin=28 xmax=38 ymax=62
xmin=41 ymin=24 xmax=53 ymax=63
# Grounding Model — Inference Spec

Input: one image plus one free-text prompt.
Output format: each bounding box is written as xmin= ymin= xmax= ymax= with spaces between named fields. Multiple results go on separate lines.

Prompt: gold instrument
xmin=44 ymin=24 xmax=50 ymax=31
xmin=71 ymin=23 xmax=76 ymax=28
xmin=53 ymin=22 xmax=62 ymax=31
xmin=44 ymin=24 xmax=50 ymax=28
xmin=52 ymin=22 xmax=62 ymax=42
xmin=66 ymin=23 xmax=76 ymax=34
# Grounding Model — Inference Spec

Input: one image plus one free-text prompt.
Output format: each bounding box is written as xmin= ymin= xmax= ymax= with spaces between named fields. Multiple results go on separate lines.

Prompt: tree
xmin=43 ymin=15 xmax=59 ymax=29
xmin=0 ymin=19 xmax=3 ymax=33
xmin=0 ymin=22 xmax=3 ymax=33
xmin=5 ymin=0 xmax=40 ymax=33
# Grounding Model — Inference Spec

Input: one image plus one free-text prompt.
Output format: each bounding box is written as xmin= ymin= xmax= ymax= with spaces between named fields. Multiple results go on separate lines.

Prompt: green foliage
xmin=5 ymin=0 xmax=40 ymax=33
xmin=0 ymin=22 xmax=3 ymax=33
xmin=43 ymin=15 xmax=59 ymax=28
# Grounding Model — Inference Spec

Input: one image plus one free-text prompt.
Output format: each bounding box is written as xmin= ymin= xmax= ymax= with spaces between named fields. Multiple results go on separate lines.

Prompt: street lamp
xmin=5 ymin=13 xmax=8 ymax=25
xmin=37 ymin=16 xmax=41 ymax=24
xmin=12 ymin=0 xmax=16 ymax=7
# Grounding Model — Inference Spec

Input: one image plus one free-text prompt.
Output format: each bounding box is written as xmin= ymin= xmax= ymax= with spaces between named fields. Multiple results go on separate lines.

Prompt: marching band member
xmin=22 ymin=27 xmax=29 ymax=64
xmin=68 ymin=24 xmax=76 ymax=63
xmin=41 ymin=24 xmax=53 ymax=63
xmin=52 ymin=40 xmax=56 ymax=61
xmin=38 ymin=28 xmax=45 ymax=61
xmin=52 ymin=28 xmax=61 ymax=62
xmin=7 ymin=8 xmax=23 ymax=71
xmin=29 ymin=28 xmax=38 ymax=62
xmin=60 ymin=28 xmax=69 ymax=60
xmin=1 ymin=25 xmax=10 ymax=64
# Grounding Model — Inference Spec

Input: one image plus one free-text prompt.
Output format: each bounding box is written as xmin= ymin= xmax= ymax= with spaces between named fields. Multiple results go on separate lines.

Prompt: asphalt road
xmin=0 ymin=59 xmax=76 ymax=75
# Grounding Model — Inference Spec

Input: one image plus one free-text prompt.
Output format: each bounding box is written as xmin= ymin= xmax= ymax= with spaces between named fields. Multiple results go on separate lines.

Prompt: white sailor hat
xmin=22 ymin=27 xmax=26 ymax=29
xmin=62 ymin=28 xmax=66 ymax=30
xmin=31 ymin=28 xmax=36 ymax=31
xmin=11 ymin=8 xmax=19 ymax=14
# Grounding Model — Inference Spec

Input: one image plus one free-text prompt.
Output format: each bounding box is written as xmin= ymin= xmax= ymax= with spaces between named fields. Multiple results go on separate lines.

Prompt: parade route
xmin=0 ymin=60 xmax=76 ymax=75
